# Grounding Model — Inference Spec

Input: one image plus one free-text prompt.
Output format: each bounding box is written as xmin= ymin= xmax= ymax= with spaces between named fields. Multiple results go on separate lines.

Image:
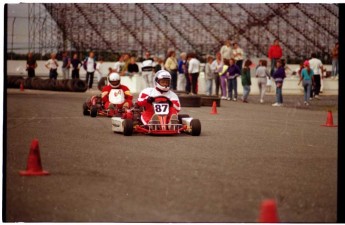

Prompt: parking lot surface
xmin=5 ymin=89 xmax=338 ymax=222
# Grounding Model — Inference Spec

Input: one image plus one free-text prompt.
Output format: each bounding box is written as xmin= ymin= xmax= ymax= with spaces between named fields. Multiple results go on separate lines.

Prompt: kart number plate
xmin=153 ymin=103 xmax=169 ymax=115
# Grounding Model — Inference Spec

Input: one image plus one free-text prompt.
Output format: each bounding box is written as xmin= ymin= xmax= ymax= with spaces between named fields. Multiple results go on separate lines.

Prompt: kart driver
xmin=101 ymin=72 xmax=133 ymax=110
xmin=136 ymin=70 xmax=181 ymax=125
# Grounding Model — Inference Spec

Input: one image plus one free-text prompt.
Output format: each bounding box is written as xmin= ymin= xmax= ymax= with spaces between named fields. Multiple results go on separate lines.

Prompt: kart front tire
xmin=83 ymin=103 xmax=90 ymax=116
xmin=123 ymin=119 xmax=133 ymax=136
xmin=190 ymin=119 xmax=201 ymax=136
xmin=90 ymin=106 xmax=98 ymax=117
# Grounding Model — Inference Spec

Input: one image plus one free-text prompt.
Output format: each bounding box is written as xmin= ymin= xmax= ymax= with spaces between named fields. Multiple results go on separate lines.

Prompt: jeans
xmin=220 ymin=75 xmax=227 ymax=97
xmin=242 ymin=85 xmax=250 ymax=101
xmin=228 ymin=78 xmax=238 ymax=99
xmin=206 ymin=79 xmax=213 ymax=95
xmin=49 ymin=69 xmax=58 ymax=79
xmin=311 ymin=75 xmax=321 ymax=97
xmin=191 ymin=72 xmax=199 ymax=94
xmin=303 ymin=80 xmax=312 ymax=102
xmin=275 ymin=83 xmax=283 ymax=104
xmin=72 ymin=69 xmax=80 ymax=79
xmin=62 ymin=67 xmax=70 ymax=80
xmin=215 ymin=74 xmax=222 ymax=96
xmin=332 ymin=58 xmax=338 ymax=77
xmin=170 ymin=70 xmax=178 ymax=90
xmin=86 ymin=71 xmax=95 ymax=89
xmin=184 ymin=73 xmax=191 ymax=93
xmin=258 ymin=78 xmax=267 ymax=101
xmin=270 ymin=58 xmax=278 ymax=76
xmin=142 ymin=71 xmax=154 ymax=88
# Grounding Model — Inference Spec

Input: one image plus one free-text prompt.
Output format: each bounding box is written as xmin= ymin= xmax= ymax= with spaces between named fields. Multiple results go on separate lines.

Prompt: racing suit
xmin=101 ymin=85 xmax=133 ymax=109
xmin=137 ymin=87 xmax=181 ymax=125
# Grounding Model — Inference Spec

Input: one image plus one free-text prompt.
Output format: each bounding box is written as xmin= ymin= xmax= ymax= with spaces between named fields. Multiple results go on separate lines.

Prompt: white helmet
xmin=108 ymin=72 xmax=121 ymax=88
xmin=154 ymin=70 xmax=171 ymax=92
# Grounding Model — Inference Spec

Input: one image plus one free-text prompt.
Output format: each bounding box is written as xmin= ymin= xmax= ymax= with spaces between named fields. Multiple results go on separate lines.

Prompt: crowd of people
xmin=25 ymin=39 xmax=339 ymax=107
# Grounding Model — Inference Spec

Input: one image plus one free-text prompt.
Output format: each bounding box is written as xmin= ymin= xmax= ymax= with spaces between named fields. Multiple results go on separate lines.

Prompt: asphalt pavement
xmin=4 ymin=89 xmax=338 ymax=222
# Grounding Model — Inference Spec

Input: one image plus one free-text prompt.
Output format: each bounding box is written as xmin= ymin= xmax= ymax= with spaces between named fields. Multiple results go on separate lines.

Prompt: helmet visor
xmin=110 ymin=80 xmax=120 ymax=87
xmin=158 ymin=78 xmax=170 ymax=88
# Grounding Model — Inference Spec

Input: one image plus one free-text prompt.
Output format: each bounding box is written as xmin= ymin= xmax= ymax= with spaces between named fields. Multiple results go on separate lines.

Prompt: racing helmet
xmin=108 ymin=72 xmax=121 ymax=88
xmin=154 ymin=70 xmax=171 ymax=92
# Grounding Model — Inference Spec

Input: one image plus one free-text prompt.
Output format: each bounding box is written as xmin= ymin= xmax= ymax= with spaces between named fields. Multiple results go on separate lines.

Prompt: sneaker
xmin=221 ymin=96 xmax=227 ymax=100
xmin=309 ymin=97 xmax=313 ymax=101
xmin=272 ymin=102 xmax=280 ymax=106
xmin=227 ymin=97 xmax=231 ymax=101
xmin=260 ymin=99 xmax=264 ymax=104
xmin=315 ymin=95 xmax=320 ymax=100
xmin=233 ymin=98 xmax=237 ymax=101
xmin=304 ymin=101 xmax=309 ymax=106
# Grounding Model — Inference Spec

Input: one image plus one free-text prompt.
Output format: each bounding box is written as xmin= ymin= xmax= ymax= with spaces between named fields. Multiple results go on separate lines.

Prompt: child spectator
xmin=218 ymin=58 xmax=229 ymax=100
xmin=271 ymin=59 xmax=286 ymax=106
xmin=226 ymin=58 xmax=241 ymax=101
xmin=298 ymin=60 xmax=314 ymax=106
xmin=255 ymin=59 xmax=270 ymax=103
xmin=241 ymin=59 xmax=252 ymax=103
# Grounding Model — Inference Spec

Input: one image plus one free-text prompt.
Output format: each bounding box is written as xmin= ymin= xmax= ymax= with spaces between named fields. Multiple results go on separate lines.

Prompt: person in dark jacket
xmin=226 ymin=58 xmax=241 ymax=101
xmin=26 ymin=52 xmax=37 ymax=78
xmin=271 ymin=59 xmax=286 ymax=106
xmin=241 ymin=59 xmax=252 ymax=103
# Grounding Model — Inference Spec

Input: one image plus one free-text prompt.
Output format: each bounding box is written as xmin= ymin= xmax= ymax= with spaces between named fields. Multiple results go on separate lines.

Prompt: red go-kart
xmin=111 ymin=96 xmax=201 ymax=136
xmin=83 ymin=89 xmax=128 ymax=117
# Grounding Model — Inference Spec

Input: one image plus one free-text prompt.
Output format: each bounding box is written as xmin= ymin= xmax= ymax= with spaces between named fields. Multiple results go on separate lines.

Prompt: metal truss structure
xmin=26 ymin=3 xmax=338 ymax=60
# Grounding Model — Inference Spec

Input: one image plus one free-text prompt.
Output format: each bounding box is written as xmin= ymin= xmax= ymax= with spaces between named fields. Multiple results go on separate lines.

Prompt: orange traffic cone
xmin=20 ymin=82 xmax=24 ymax=91
xmin=321 ymin=110 xmax=337 ymax=127
xmin=258 ymin=199 xmax=279 ymax=223
xmin=210 ymin=101 xmax=218 ymax=114
xmin=19 ymin=139 xmax=50 ymax=176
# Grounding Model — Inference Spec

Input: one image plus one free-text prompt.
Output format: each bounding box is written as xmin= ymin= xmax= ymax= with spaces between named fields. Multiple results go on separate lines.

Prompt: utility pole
xmin=11 ymin=17 xmax=16 ymax=60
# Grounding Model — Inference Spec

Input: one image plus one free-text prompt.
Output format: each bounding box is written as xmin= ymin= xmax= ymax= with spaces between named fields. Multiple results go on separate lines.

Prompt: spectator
xmin=26 ymin=52 xmax=37 ymax=78
xmin=241 ymin=59 xmax=252 ymax=103
xmin=45 ymin=53 xmax=59 ymax=80
xmin=220 ymin=39 xmax=232 ymax=61
xmin=61 ymin=51 xmax=71 ymax=80
xmin=211 ymin=52 xmax=223 ymax=97
xmin=268 ymin=39 xmax=283 ymax=76
xmin=232 ymin=42 xmax=244 ymax=72
xmin=71 ymin=53 xmax=82 ymax=79
xmin=226 ymin=58 xmax=241 ymax=101
xmin=83 ymin=51 xmax=97 ymax=90
xmin=298 ymin=60 xmax=314 ymax=106
xmin=164 ymin=50 xmax=178 ymax=90
xmin=218 ymin=58 xmax=229 ymax=100
xmin=271 ymin=59 xmax=286 ymax=106
xmin=141 ymin=51 xmax=154 ymax=87
xmin=153 ymin=57 xmax=164 ymax=73
xmin=187 ymin=53 xmax=201 ymax=95
xmin=255 ymin=59 xmax=270 ymax=104
xmin=177 ymin=52 xmax=187 ymax=91
xmin=113 ymin=54 xmax=125 ymax=73
xmin=331 ymin=42 xmax=339 ymax=79
xmin=95 ymin=56 xmax=106 ymax=82
xmin=120 ymin=53 xmax=131 ymax=76
xmin=127 ymin=56 xmax=139 ymax=75
xmin=204 ymin=55 xmax=215 ymax=96
xmin=309 ymin=53 xmax=324 ymax=99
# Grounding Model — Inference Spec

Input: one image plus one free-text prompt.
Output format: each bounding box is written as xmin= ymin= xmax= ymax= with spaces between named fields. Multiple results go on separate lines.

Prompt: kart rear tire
xmin=190 ymin=119 xmax=201 ymax=136
xmin=123 ymin=119 xmax=133 ymax=136
xmin=83 ymin=103 xmax=90 ymax=116
xmin=90 ymin=106 xmax=98 ymax=117
xmin=178 ymin=114 xmax=190 ymax=124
